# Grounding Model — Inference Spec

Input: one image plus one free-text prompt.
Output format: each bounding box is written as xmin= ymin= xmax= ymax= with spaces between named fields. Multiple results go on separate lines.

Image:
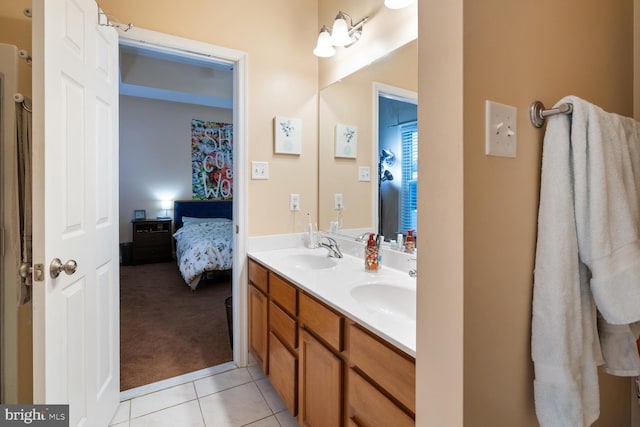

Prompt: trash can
xmin=120 ymin=242 xmax=133 ymax=265
xmin=224 ymin=296 xmax=233 ymax=350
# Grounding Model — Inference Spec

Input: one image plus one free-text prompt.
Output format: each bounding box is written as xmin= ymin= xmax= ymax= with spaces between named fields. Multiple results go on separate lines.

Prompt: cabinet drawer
xmin=349 ymin=324 xmax=415 ymax=414
xmin=299 ymin=292 xmax=342 ymax=352
xmin=269 ymin=332 xmax=297 ymax=416
xmin=134 ymin=233 xmax=170 ymax=245
xmin=270 ymin=273 xmax=297 ymax=316
xmin=348 ymin=369 xmax=414 ymax=427
xmin=248 ymin=259 xmax=268 ymax=294
xmin=269 ymin=301 xmax=297 ymax=349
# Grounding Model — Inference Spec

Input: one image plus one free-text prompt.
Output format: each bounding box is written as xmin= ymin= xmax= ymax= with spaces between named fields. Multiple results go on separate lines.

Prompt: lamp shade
xmin=384 ymin=0 xmax=414 ymax=9
xmin=313 ymin=26 xmax=335 ymax=57
xmin=330 ymin=13 xmax=352 ymax=46
xmin=161 ymin=199 xmax=172 ymax=210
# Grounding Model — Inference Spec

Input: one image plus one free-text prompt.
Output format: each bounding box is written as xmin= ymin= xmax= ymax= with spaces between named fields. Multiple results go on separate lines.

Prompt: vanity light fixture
xmin=384 ymin=0 xmax=415 ymax=9
xmin=313 ymin=11 xmax=369 ymax=58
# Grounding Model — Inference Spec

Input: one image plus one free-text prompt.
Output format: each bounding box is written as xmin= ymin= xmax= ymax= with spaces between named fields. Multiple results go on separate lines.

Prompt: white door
xmin=31 ymin=0 xmax=120 ymax=425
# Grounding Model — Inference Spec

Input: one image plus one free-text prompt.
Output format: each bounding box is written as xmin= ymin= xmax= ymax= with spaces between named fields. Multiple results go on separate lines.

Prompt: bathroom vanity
xmin=248 ymin=245 xmax=416 ymax=427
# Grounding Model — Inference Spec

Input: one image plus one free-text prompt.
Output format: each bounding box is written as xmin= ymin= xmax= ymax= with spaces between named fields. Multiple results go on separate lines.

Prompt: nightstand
xmin=131 ymin=219 xmax=172 ymax=265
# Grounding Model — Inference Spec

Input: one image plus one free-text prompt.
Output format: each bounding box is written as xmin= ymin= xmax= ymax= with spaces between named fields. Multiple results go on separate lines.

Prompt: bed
xmin=173 ymin=200 xmax=233 ymax=290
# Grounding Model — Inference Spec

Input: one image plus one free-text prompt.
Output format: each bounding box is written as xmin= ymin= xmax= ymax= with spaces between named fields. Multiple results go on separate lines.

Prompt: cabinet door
xmin=348 ymin=369 xmax=414 ymax=427
xmin=299 ymin=329 xmax=342 ymax=427
xmin=249 ymin=284 xmax=268 ymax=373
xmin=268 ymin=332 xmax=297 ymax=415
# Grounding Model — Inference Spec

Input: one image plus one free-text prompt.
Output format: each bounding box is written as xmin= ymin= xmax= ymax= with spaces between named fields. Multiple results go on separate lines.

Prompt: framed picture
xmin=335 ymin=124 xmax=358 ymax=158
xmin=274 ymin=116 xmax=302 ymax=155
xmin=134 ymin=209 xmax=146 ymax=220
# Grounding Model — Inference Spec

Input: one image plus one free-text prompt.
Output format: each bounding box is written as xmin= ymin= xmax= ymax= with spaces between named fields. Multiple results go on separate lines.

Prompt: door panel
xmin=32 ymin=0 xmax=119 ymax=425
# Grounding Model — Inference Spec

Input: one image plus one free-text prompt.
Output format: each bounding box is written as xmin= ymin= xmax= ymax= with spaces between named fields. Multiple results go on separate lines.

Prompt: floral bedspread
xmin=173 ymin=220 xmax=233 ymax=289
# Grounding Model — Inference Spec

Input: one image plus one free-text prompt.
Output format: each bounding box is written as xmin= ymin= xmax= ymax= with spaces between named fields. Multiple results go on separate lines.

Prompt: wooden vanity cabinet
xmin=268 ymin=273 xmax=299 ymax=416
xmin=347 ymin=323 xmax=415 ymax=426
xmin=248 ymin=260 xmax=269 ymax=373
xmin=247 ymin=257 xmax=415 ymax=426
xmin=299 ymin=328 xmax=343 ymax=427
xmin=298 ymin=292 xmax=344 ymax=427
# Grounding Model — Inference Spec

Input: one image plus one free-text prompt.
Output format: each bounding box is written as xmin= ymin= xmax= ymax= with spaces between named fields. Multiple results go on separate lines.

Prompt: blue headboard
xmin=174 ymin=200 xmax=233 ymax=230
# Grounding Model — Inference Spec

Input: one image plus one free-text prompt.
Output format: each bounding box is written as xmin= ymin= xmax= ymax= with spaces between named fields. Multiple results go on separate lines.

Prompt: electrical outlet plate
xmin=251 ymin=161 xmax=269 ymax=179
xmin=485 ymin=100 xmax=517 ymax=158
xmin=358 ymin=166 xmax=371 ymax=182
xmin=289 ymin=193 xmax=300 ymax=211
xmin=334 ymin=193 xmax=343 ymax=210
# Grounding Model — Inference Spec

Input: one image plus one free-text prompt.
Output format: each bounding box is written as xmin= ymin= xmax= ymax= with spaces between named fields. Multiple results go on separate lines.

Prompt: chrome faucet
xmin=355 ymin=232 xmax=370 ymax=242
xmin=320 ymin=236 xmax=343 ymax=258
xmin=408 ymin=257 xmax=417 ymax=278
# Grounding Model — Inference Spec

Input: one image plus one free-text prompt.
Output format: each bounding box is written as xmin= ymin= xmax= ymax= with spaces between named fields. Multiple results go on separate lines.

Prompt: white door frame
xmin=116 ymin=27 xmax=249 ymax=373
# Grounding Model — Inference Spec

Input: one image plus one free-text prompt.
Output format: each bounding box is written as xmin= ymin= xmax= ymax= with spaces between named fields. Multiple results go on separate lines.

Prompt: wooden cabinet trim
xmin=268 ymin=332 xmax=297 ymax=416
xmin=348 ymin=323 xmax=415 ymax=414
xmin=299 ymin=292 xmax=343 ymax=352
xmin=269 ymin=300 xmax=297 ymax=350
xmin=348 ymin=368 xmax=414 ymax=427
xmin=248 ymin=259 xmax=268 ymax=294
xmin=248 ymin=284 xmax=268 ymax=374
xmin=269 ymin=273 xmax=297 ymax=316
xmin=299 ymin=329 xmax=343 ymax=427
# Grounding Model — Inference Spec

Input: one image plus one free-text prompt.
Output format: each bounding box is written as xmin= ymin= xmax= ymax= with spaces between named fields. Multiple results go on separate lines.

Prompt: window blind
xmin=400 ymin=122 xmax=418 ymax=233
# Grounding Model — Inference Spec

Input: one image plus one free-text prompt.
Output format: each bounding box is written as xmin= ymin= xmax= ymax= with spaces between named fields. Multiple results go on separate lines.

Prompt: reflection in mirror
xmin=378 ymin=93 xmax=417 ymax=241
xmin=318 ymin=40 xmax=417 ymax=248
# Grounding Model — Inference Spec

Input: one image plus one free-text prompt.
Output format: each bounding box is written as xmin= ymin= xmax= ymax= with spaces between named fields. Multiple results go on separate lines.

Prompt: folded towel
xmin=532 ymin=96 xmax=640 ymax=427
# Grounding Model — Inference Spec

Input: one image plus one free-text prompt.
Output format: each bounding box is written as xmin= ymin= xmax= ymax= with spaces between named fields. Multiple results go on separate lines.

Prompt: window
xmin=400 ymin=122 xmax=418 ymax=233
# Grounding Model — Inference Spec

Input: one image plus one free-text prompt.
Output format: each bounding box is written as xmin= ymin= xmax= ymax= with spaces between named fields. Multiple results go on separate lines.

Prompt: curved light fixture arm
xmin=338 ymin=11 xmax=369 ymax=47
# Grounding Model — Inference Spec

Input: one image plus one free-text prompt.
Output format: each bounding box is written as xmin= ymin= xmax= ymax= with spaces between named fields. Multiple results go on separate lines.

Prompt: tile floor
xmin=110 ymin=362 xmax=297 ymax=427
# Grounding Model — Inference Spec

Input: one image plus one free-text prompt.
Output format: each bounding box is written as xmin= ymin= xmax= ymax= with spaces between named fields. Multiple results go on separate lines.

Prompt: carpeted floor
xmin=120 ymin=262 xmax=233 ymax=391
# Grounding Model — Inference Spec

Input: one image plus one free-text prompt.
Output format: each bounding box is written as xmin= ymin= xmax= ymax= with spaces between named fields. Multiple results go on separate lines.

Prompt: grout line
xmin=129 ymin=397 xmax=200 ymax=421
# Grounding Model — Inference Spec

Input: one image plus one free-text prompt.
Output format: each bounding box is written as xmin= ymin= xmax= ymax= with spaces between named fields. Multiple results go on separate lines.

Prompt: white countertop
xmin=247 ymin=244 xmax=416 ymax=357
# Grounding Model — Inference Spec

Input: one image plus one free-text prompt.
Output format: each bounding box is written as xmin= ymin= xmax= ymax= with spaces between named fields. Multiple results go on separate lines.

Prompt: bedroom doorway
xmin=116 ymin=27 xmax=248 ymax=397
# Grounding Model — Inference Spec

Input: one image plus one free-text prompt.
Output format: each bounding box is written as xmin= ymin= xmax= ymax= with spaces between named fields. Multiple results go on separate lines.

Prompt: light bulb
xmin=313 ymin=26 xmax=335 ymax=57
xmin=330 ymin=13 xmax=352 ymax=46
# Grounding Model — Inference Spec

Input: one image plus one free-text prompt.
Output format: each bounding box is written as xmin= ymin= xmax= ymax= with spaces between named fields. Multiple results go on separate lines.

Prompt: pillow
xmin=182 ymin=216 xmax=231 ymax=226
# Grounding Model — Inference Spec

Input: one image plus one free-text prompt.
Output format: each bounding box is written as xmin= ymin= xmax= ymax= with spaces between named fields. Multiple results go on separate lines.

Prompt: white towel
xmin=532 ymin=96 xmax=640 ymax=426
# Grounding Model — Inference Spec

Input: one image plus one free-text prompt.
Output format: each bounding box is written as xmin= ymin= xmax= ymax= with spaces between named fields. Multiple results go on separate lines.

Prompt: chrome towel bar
xmin=530 ymin=100 xmax=573 ymax=128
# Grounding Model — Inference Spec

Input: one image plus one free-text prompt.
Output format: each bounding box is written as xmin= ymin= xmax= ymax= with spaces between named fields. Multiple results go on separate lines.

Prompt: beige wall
xmin=100 ymin=0 xmax=319 ymax=237
xmin=418 ymin=0 xmax=634 ymax=426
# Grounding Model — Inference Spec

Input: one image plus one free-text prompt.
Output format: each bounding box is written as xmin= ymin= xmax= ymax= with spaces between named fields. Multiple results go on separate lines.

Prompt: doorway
xmin=116 ymin=27 xmax=248 ymax=397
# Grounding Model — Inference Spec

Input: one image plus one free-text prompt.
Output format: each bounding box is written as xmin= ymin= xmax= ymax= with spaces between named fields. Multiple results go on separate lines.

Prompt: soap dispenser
xmin=404 ymin=230 xmax=415 ymax=253
xmin=365 ymin=233 xmax=379 ymax=272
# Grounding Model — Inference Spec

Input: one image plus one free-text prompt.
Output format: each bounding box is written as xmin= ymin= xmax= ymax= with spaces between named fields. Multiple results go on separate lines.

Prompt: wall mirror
xmin=318 ymin=40 xmax=417 ymax=246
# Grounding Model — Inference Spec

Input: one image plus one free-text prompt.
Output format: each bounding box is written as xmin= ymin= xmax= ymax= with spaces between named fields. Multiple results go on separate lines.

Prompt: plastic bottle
xmin=365 ymin=233 xmax=379 ymax=271
xmin=404 ymin=230 xmax=415 ymax=253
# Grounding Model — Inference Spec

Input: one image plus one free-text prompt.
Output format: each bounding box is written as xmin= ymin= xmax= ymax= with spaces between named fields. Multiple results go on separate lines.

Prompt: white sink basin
xmin=350 ymin=284 xmax=416 ymax=321
xmin=289 ymin=254 xmax=338 ymax=270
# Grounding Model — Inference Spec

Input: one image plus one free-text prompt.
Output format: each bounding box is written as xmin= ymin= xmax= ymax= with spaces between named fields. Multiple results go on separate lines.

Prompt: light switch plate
xmin=251 ymin=161 xmax=269 ymax=179
xmin=485 ymin=100 xmax=517 ymax=158
xmin=358 ymin=166 xmax=371 ymax=182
